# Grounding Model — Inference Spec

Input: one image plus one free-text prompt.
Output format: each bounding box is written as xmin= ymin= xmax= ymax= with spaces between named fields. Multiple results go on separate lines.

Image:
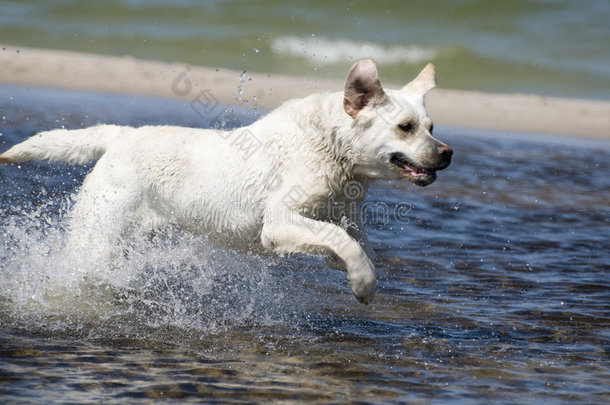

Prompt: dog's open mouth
xmin=390 ymin=152 xmax=437 ymax=186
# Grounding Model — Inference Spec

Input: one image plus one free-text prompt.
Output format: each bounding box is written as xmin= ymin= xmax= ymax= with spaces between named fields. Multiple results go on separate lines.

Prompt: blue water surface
xmin=0 ymin=85 xmax=609 ymax=404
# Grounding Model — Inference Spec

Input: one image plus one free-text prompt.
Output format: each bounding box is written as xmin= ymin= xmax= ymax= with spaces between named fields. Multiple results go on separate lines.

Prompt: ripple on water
xmin=1 ymin=88 xmax=609 ymax=403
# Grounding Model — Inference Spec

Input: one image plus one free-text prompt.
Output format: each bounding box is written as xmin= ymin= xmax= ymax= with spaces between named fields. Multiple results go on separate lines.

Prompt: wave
xmin=271 ymin=36 xmax=438 ymax=66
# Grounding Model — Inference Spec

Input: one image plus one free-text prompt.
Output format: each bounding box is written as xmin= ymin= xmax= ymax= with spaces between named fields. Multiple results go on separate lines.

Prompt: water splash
xmin=0 ymin=197 xmax=295 ymax=337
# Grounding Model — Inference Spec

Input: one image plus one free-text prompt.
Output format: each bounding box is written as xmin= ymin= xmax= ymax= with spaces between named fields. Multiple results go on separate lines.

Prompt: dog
xmin=0 ymin=59 xmax=452 ymax=304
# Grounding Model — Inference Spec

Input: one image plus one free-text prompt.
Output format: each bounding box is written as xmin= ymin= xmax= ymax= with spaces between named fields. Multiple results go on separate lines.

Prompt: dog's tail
xmin=0 ymin=124 xmax=131 ymax=165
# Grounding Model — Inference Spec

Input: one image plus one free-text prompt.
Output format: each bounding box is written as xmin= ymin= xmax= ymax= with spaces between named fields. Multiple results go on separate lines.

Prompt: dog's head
xmin=343 ymin=58 xmax=452 ymax=187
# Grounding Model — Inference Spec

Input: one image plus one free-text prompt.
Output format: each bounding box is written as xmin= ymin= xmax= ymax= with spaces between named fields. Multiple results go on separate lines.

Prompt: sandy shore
xmin=1 ymin=45 xmax=609 ymax=139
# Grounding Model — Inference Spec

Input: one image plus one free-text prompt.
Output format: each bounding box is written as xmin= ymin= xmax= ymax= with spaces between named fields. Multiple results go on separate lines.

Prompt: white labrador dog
xmin=0 ymin=59 xmax=452 ymax=304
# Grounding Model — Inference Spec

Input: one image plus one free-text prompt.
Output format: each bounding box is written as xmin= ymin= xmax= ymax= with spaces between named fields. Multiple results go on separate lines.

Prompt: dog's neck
xmin=297 ymin=92 xmax=363 ymax=185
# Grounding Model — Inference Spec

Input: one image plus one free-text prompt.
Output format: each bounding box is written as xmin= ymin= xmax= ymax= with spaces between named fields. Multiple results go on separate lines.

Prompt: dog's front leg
xmin=347 ymin=212 xmax=376 ymax=261
xmin=261 ymin=207 xmax=376 ymax=304
xmin=324 ymin=217 xmax=375 ymax=272
xmin=325 ymin=200 xmax=376 ymax=271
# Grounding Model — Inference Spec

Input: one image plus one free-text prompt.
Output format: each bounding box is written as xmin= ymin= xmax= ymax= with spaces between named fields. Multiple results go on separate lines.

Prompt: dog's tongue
xmin=391 ymin=155 xmax=435 ymax=177
xmin=402 ymin=161 xmax=434 ymax=176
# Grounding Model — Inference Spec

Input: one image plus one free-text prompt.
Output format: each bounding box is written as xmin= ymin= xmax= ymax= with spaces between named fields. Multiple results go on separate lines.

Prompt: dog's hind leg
xmin=64 ymin=155 xmax=143 ymax=268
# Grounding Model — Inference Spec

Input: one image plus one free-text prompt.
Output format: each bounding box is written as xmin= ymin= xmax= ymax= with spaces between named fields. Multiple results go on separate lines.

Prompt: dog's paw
xmin=347 ymin=257 xmax=376 ymax=304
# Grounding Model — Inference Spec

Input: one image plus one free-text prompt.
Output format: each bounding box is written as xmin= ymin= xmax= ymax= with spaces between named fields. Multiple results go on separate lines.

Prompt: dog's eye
xmin=398 ymin=122 xmax=415 ymax=133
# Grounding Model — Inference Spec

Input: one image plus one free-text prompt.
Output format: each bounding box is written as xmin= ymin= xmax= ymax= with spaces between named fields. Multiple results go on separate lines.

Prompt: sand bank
xmin=1 ymin=45 xmax=609 ymax=139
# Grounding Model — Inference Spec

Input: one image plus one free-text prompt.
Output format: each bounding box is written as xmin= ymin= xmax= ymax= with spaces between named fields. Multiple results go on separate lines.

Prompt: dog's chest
xmin=295 ymin=185 xmax=357 ymax=225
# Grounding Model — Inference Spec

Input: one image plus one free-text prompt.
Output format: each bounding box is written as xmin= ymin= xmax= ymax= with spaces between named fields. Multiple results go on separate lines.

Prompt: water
xmin=0 ymin=85 xmax=609 ymax=403
xmin=1 ymin=0 xmax=610 ymax=100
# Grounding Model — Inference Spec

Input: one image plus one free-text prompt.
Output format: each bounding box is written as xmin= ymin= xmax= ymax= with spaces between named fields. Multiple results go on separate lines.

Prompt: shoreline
xmin=1 ymin=45 xmax=609 ymax=139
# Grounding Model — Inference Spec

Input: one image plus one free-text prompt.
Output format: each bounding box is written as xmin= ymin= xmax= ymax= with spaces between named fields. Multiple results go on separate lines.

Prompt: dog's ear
xmin=402 ymin=63 xmax=437 ymax=97
xmin=343 ymin=58 xmax=386 ymax=118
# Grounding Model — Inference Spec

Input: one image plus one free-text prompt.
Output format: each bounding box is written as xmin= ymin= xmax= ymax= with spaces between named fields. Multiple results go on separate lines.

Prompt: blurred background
xmin=1 ymin=0 xmax=609 ymax=100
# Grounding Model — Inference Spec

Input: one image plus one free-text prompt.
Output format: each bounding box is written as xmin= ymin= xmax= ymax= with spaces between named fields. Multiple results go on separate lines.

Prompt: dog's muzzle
xmin=390 ymin=145 xmax=452 ymax=187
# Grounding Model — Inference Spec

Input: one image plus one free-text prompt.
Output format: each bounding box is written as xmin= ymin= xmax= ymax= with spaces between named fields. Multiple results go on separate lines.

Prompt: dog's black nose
xmin=437 ymin=144 xmax=453 ymax=162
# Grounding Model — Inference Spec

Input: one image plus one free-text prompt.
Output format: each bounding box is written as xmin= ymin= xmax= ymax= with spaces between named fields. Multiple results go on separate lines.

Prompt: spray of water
xmin=0 ymin=195 xmax=303 ymax=339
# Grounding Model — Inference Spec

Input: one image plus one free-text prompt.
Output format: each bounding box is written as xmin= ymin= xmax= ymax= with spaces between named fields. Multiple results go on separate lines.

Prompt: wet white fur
xmin=0 ymin=60 xmax=444 ymax=304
